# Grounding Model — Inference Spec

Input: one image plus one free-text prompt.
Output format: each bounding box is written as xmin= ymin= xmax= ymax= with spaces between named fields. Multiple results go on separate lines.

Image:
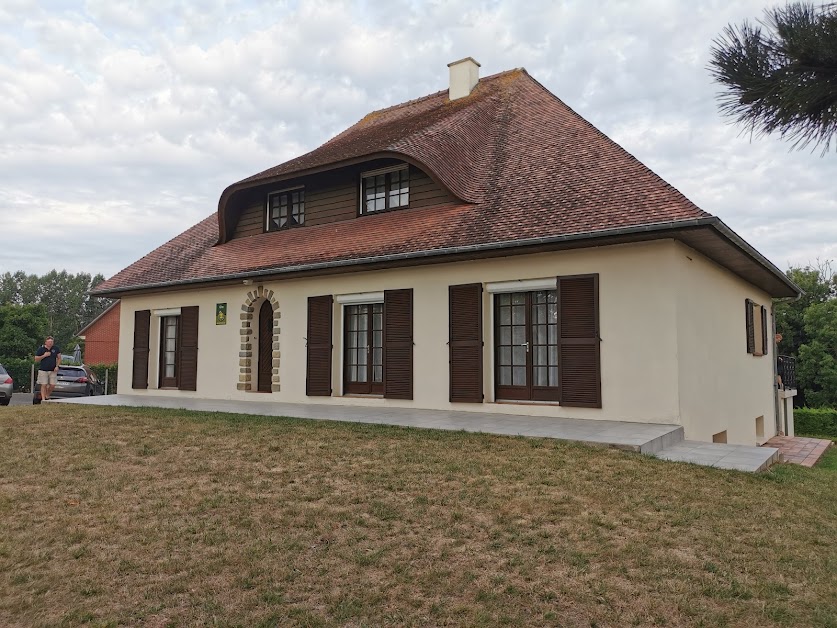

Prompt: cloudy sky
xmin=1 ymin=0 xmax=834 ymax=280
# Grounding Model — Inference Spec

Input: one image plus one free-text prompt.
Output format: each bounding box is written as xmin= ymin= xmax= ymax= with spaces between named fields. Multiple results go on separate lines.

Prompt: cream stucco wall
xmin=118 ymin=240 xmax=684 ymax=424
xmin=672 ymin=242 xmax=777 ymax=445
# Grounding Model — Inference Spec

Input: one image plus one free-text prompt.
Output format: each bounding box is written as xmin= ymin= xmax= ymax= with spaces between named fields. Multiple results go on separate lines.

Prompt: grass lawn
xmin=0 ymin=406 xmax=835 ymax=627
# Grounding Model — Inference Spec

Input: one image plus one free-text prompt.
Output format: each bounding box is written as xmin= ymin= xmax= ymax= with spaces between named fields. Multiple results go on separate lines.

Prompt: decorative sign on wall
xmin=216 ymin=303 xmax=227 ymax=325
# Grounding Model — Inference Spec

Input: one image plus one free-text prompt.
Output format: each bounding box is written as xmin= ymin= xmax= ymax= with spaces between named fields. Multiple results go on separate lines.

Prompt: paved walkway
xmin=764 ymin=435 xmax=833 ymax=467
xmin=55 ymin=395 xmax=778 ymax=472
xmin=655 ymin=440 xmax=779 ymax=473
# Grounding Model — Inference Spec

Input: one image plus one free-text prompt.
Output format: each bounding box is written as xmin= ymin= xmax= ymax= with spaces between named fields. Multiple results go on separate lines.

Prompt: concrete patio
xmin=55 ymin=395 xmax=779 ymax=472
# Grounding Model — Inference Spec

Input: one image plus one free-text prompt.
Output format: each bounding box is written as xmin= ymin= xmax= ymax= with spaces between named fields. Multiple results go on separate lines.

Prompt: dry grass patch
xmin=0 ymin=405 xmax=835 ymax=627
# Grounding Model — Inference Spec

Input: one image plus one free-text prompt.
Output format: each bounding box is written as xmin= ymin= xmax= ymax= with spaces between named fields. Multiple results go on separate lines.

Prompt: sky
xmin=0 ymin=0 xmax=834 ymax=280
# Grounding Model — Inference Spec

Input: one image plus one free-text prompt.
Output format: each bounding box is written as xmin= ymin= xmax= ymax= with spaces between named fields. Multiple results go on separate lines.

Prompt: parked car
xmin=33 ymin=365 xmax=104 ymax=403
xmin=0 ymin=364 xmax=12 ymax=406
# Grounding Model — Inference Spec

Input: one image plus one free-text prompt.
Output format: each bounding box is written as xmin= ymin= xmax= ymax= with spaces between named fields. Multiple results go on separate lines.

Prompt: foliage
xmin=0 ymin=270 xmax=113 ymax=358
xmin=794 ymin=407 xmax=837 ymax=438
xmin=775 ymin=261 xmax=837 ymax=406
xmin=0 ymin=304 xmax=48 ymax=361
xmin=0 ymin=357 xmax=35 ymax=392
xmin=88 ymin=363 xmax=118 ymax=395
xmin=709 ymin=2 xmax=837 ymax=151
xmin=797 ymin=299 xmax=837 ymax=407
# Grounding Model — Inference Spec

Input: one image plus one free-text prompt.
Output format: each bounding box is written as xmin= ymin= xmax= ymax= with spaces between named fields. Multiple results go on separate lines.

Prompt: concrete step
xmin=655 ymin=440 xmax=780 ymax=472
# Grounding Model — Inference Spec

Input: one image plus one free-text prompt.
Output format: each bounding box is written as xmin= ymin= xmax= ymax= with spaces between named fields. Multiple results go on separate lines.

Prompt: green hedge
xmin=88 ymin=363 xmax=118 ymax=395
xmin=0 ymin=357 xmax=35 ymax=392
xmin=795 ymin=408 xmax=837 ymax=438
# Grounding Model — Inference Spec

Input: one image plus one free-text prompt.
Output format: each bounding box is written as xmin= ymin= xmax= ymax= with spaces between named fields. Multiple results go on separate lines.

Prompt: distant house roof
xmin=76 ymin=299 xmax=120 ymax=338
xmin=93 ymin=68 xmax=799 ymax=299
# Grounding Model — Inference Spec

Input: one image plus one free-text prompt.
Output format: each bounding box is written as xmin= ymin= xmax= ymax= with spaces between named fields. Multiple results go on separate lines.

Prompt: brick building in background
xmin=77 ymin=300 xmax=120 ymax=365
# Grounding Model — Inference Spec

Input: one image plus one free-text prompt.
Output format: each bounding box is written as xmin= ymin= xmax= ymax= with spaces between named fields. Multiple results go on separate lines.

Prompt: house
xmin=76 ymin=300 xmax=120 ymax=365
xmin=92 ymin=59 xmax=800 ymax=447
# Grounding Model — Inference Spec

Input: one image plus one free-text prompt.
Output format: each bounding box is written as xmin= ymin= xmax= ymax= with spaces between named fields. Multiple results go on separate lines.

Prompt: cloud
xmin=0 ymin=0 xmax=833 ymax=280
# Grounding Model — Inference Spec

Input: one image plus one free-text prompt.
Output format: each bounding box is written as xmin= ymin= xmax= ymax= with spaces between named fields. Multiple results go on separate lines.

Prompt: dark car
xmin=33 ymin=365 xmax=104 ymax=403
xmin=0 ymin=364 xmax=12 ymax=406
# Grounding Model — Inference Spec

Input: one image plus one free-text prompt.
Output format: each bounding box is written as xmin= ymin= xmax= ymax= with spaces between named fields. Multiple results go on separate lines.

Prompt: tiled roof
xmin=95 ymin=68 xmax=711 ymax=294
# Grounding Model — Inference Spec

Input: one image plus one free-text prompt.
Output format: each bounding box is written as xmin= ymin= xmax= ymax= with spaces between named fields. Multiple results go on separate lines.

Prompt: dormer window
xmin=361 ymin=165 xmax=409 ymax=214
xmin=267 ymin=187 xmax=304 ymax=231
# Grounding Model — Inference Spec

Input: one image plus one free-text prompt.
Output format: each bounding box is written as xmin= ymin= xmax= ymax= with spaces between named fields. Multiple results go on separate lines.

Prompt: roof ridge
xmin=357 ymin=67 xmax=525 ymax=121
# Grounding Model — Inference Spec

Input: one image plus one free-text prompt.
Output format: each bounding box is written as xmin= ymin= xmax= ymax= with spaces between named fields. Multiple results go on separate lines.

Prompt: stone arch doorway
xmin=238 ymin=285 xmax=280 ymax=392
xmin=257 ymin=300 xmax=274 ymax=392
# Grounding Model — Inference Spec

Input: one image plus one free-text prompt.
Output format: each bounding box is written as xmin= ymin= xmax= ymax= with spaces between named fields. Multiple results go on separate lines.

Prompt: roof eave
xmin=91 ymin=218 xmax=799 ymax=299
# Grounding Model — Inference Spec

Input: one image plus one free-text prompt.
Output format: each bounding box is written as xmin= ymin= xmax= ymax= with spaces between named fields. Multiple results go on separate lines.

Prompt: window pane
xmin=165 ymin=364 xmax=175 ymax=378
xmin=358 ymin=364 xmax=367 ymax=382
xmin=512 ymin=326 xmax=525 ymax=345
xmin=349 ymin=365 xmax=358 ymax=382
xmin=372 ymin=347 xmax=382 ymax=366
xmin=512 ymin=293 xmax=525 ymax=306
xmin=498 ymin=294 xmax=510 ymax=306
xmin=499 ymin=366 xmax=511 ymax=386
xmin=549 ymin=346 xmax=558 ymax=367
xmin=534 ymin=366 xmax=547 ymax=387
xmin=535 ymin=325 xmax=547 ymax=345
xmin=535 ymin=346 xmax=547 ymax=367
xmin=373 ymin=365 xmax=383 ymax=382
xmin=513 ymin=366 xmax=526 ymax=386
xmin=513 ymin=346 xmax=526 ymax=366
xmin=499 ymin=346 xmax=511 ymax=366
xmin=512 ymin=306 xmax=525 ymax=325
xmin=548 ymin=325 xmax=557 ymax=345
xmin=500 ymin=307 xmax=511 ymax=325
xmin=373 ymin=330 xmax=382 ymax=350
xmin=500 ymin=327 xmax=511 ymax=345
xmin=549 ymin=366 xmax=559 ymax=387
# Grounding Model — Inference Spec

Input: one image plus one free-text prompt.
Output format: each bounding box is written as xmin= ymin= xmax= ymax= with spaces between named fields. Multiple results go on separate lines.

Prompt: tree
xmin=797 ymin=299 xmax=837 ymax=406
xmin=0 ymin=304 xmax=48 ymax=360
xmin=709 ymin=2 xmax=837 ymax=152
xmin=775 ymin=261 xmax=837 ymax=407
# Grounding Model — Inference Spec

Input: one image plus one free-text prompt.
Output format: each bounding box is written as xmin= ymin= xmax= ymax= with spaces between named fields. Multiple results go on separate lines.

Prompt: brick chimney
xmin=447 ymin=57 xmax=481 ymax=101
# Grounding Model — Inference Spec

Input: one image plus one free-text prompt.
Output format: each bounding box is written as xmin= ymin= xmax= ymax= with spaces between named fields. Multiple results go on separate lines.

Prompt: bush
xmin=88 ymin=363 xmax=118 ymax=395
xmin=795 ymin=407 xmax=837 ymax=438
xmin=0 ymin=357 xmax=35 ymax=392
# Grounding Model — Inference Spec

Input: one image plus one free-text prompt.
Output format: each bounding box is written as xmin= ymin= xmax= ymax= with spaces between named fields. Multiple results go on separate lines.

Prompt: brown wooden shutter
xmin=131 ymin=309 xmax=151 ymax=389
xmin=745 ymin=299 xmax=755 ymax=354
xmin=179 ymin=306 xmax=199 ymax=391
xmin=384 ymin=289 xmax=413 ymax=400
xmin=306 ymin=295 xmax=333 ymax=396
xmin=761 ymin=305 xmax=768 ymax=356
xmin=558 ymin=275 xmax=601 ymax=408
xmin=449 ymin=283 xmax=483 ymax=403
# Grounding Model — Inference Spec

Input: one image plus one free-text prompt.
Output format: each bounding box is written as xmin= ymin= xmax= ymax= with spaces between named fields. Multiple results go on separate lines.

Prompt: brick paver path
xmin=764 ymin=435 xmax=833 ymax=467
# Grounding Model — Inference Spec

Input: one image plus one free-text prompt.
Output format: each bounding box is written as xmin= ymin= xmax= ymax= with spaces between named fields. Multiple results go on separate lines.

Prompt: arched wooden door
xmin=258 ymin=300 xmax=273 ymax=392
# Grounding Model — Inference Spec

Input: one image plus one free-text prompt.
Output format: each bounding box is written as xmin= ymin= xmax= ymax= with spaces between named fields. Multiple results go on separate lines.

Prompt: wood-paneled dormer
xmin=228 ymin=159 xmax=456 ymax=241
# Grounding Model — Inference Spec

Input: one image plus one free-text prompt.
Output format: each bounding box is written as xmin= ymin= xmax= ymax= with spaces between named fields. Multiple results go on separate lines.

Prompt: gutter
xmin=91 ymin=217 xmax=801 ymax=297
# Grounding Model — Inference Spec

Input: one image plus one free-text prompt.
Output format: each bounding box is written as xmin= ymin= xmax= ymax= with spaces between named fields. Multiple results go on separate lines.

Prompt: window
xmin=486 ymin=275 xmax=600 ymax=408
xmin=159 ymin=315 xmax=179 ymax=388
xmin=267 ymin=188 xmax=304 ymax=230
xmin=745 ymin=299 xmax=768 ymax=357
xmin=495 ymin=290 xmax=560 ymax=401
xmin=344 ymin=303 xmax=384 ymax=394
xmin=361 ymin=166 xmax=409 ymax=214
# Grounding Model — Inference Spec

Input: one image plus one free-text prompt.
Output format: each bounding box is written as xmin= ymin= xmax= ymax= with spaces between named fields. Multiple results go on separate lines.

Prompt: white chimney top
xmin=447 ymin=57 xmax=481 ymax=101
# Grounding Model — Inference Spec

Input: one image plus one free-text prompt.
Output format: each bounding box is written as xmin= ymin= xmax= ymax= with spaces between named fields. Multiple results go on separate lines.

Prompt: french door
xmin=159 ymin=315 xmax=180 ymax=388
xmin=494 ymin=290 xmax=559 ymax=401
xmin=344 ymin=303 xmax=384 ymax=394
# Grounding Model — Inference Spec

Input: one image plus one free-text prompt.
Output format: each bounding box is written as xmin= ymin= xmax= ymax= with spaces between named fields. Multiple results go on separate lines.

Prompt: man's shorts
xmin=37 ymin=370 xmax=57 ymax=386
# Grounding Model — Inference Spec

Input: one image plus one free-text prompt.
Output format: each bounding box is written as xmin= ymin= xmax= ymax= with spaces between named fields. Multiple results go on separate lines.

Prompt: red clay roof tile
xmin=95 ymin=69 xmax=711 ymax=294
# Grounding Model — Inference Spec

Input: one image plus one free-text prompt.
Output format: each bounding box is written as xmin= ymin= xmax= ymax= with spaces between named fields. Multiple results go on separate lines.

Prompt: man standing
xmin=34 ymin=336 xmax=61 ymax=401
